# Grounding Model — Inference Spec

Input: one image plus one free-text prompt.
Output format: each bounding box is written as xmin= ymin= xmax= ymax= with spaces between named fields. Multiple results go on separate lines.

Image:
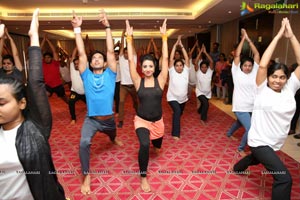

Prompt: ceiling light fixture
xmin=82 ymin=0 xmax=88 ymax=4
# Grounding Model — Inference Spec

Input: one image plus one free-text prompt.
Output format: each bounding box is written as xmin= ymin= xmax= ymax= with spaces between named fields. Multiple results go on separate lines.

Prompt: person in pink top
xmin=214 ymin=53 xmax=228 ymax=99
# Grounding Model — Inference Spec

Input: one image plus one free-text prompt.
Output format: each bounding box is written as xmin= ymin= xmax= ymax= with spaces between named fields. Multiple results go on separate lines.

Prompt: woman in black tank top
xmin=125 ymin=19 xmax=169 ymax=192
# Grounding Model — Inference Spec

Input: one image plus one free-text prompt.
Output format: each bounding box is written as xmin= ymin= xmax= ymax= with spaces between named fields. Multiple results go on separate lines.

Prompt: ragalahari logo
xmin=240 ymin=1 xmax=254 ymax=16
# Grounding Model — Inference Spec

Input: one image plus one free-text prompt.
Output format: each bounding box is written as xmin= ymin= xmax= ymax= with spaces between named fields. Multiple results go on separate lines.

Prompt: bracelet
xmin=162 ymin=35 xmax=168 ymax=41
xmin=126 ymin=36 xmax=133 ymax=41
xmin=105 ymin=26 xmax=111 ymax=29
xmin=73 ymin=27 xmax=81 ymax=34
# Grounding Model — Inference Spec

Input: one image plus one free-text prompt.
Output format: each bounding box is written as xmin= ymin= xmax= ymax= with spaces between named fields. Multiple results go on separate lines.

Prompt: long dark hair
xmin=267 ymin=62 xmax=290 ymax=79
xmin=240 ymin=56 xmax=254 ymax=71
xmin=140 ymin=54 xmax=156 ymax=67
xmin=0 ymin=76 xmax=27 ymax=115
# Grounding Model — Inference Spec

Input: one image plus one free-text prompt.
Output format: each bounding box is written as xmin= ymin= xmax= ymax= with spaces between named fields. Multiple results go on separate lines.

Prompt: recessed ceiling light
xmin=48 ymin=22 xmax=51 ymax=24
xmin=16 ymin=27 xmax=19 ymax=30
xmin=228 ymin=11 xmax=232 ymax=14
xmin=208 ymin=20 xmax=211 ymax=23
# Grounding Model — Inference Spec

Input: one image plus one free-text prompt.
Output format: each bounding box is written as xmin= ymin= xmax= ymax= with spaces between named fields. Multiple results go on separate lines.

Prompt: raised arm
xmin=99 ymin=9 xmax=116 ymax=72
xmin=27 ymin=9 xmax=53 ymax=139
xmin=119 ymin=30 xmax=125 ymax=56
xmin=84 ymin=34 xmax=95 ymax=57
xmin=151 ymin=38 xmax=160 ymax=59
xmin=45 ymin=35 xmax=59 ymax=61
xmin=188 ymin=40 xmax=198 ymax=59
xmin=257 ymin=18 xmax=286 ymax=86
xmin=0 ymin=24 xmax=4 ymax=39
xmin=40 ymin=35 xmax=46 ymax=51
xmin=178 ymin=39 xmax=189 ymax=67
xmin=244 ymin=30 xmax=260 ymax=64
xmin=157 ymin=19 xmax=168 ymax=89
xmin=125 ymin=20 xmax=140 ymax=90
xmin=284 ymin=19 xmax=300 ymax=80
xmin=71 ymin=10 xmax=87 ymax=74
xmin=194 ymin=47 xmax=203 ymax=71
xmin=234 ymin=29 xmax=247 ymax=66
xmin=5 ymin=29 xmax=23 ymax=71
xmin=146 ymin=38 xmax=152 ymax=53
xmin=0 ymin=24 xmax=5 ymax=66
xmin=169 ymin=37 xmax=179 ymax=67
xmin=202 ymin=44 xmax=214 ymax=70
xmin=70 ymin=46 xmax=78 ymax=62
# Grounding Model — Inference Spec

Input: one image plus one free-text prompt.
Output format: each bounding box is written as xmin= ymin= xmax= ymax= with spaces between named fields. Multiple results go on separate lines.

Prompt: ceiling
xmin=0 ymin=0 xmax=278 ymax=40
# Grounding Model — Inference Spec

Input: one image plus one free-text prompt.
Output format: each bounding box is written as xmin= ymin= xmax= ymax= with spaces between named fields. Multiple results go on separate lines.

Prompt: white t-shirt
xmin=119 ymin=55 xmax=137 ymax=85
xmin=248 ymin=73 xmax=300 ymax=151
xmin=116 ymin=61 xmax=121 ymax=82
xmin=189 ymin=59 xmax=197 ymax=85
xmin=70 ymin=62 xmax=85 ymax=95
xmin=59 ymin=65 xmax=71 ymax=82
xmin=189 ymin=59 xmax=202 ymax=85
xmin=195 ymin=67 xmax=214 ymax=98
xmin=0 ymin=125 xmax=34 ymax=200
xmin=167 ymin=66 xmax=189 ymax=103
xmin=232 ymin=61 xmax=259 ymax=112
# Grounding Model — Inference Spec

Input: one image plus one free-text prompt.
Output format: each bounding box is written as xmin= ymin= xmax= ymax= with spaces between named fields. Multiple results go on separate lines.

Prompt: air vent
xmin=7 ymin=11 xmax=192 ymax=17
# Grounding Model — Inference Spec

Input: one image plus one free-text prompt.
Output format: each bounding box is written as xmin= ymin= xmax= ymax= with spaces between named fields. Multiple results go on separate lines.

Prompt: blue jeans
xmin=234 ymin=146 xmax=292 ymax=200
xmin=227 ymin=112 xmax=251 ymax=151
xmin=168 ymin=101 xmax=186 ymax=137
xmin=227 ymin=120 xmax=242 ymax=137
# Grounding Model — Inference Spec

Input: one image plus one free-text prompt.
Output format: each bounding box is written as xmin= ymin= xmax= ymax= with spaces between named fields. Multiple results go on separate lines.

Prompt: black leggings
xmin=234 ymin=146 xmax=292 ymax=200
xmin=136 ymin=127 xmax=163 ymax=177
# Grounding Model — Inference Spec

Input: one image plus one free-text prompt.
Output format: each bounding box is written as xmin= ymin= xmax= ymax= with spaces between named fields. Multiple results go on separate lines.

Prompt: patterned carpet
xmin=48 ymin=92 xmax=300 ymax=200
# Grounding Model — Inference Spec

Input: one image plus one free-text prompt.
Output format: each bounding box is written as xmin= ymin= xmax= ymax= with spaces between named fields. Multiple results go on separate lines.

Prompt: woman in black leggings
xmin=125 ymin=19 xmax=168 ymax=192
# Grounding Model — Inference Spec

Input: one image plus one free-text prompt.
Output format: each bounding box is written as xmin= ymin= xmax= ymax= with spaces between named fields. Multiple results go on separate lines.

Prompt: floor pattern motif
xmin=48 ymin=94 xmax=300 ymax=200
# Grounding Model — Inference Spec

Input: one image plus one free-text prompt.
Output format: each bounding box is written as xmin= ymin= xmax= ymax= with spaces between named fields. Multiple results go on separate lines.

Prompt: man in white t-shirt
xmin=118 ymin=31 xmax=138 ymax=128
xmin=68 ymin=57 xmax=86 ymax=124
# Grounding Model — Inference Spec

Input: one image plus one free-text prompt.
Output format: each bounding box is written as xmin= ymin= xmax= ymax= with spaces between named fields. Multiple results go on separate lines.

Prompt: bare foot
xmin=81 ymin=174 xmax=91 ymax=195
xmin=238 ymin=150 xmax=247 ymax=157
xmin=70 ymin=120 xmax=76 ymax=125
xmin=154 ymin=147 xmax=161 ymax=155
xmin=172 ymin=136 xmax=180 ymax=141
xmin=228 ymin=136 xmax=238 ymax=141
xmin=141 ymin=177 xmax=151 ymax=192
xmin=113 ymin=139 xmax=124 ymax=146
xmin=200 ymin=120 xmax=206 ymax=126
